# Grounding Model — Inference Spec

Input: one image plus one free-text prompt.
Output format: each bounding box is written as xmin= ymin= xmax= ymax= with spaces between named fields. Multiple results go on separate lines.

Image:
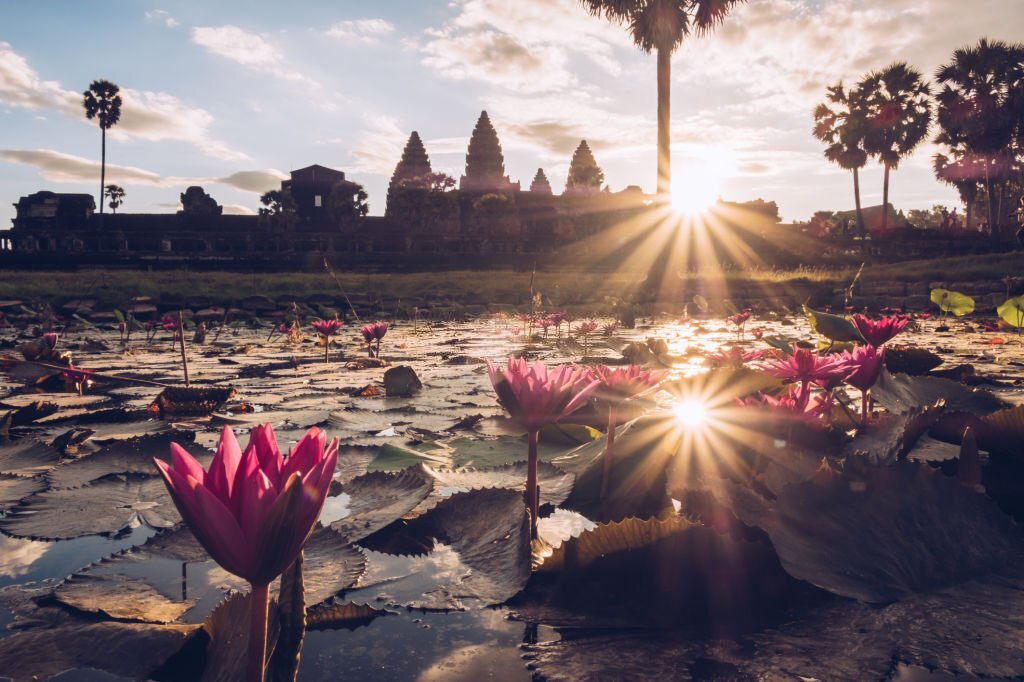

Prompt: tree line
xmin=814 ymin=39 xmax=1024 ymax=240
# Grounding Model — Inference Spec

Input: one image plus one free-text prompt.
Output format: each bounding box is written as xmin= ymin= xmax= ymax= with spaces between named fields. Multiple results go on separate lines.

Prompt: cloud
xmin=346 ymin=116 xmax=408 ymax=176
xmin=0 ymin=148 xmax=285 ymax=195
xmin=0 ymin=42 xmax=246 ymax=160
xmin=0 ymin=149 xmax=167 ymax=185
xmin=326 ymin=19 xmax=396 ymax=44
xmin=191 ymin=25 xmax=320 ymax=89
xmin=420 ymin=0 xmax=626 ymax=93
xmin=144 ymin=9 xmax=179 ymax=28
xmin=222 ymin=203 xmax=257 ymax=215
xmin=216 ymin=169 xmax=287 ymax=193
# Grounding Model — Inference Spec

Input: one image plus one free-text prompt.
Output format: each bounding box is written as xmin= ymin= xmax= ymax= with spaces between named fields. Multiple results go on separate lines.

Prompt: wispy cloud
xmin=0 ymin=41 xmax=247 ymax=161
xmin=0 ymin=148 xmax=285 ymax=195
xmin=191 ymin=25 xmax=321 ymax=89
xmin=144 ymin=9 xmax=179 ymax=28
xmin=326 ymin=19 xmax=396 ymax=44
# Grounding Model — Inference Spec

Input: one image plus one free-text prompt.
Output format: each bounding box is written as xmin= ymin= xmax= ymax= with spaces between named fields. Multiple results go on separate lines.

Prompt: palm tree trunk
xmin=656 ymin=46 xmax=671 ymax=199
xmin=881 ymin=164 xmax=890 ymax=232
xmin=966 ymin=200 xmax=972 ymax=232
xmin=853 ymin=167 xmax=865 ymax=238
xmin=984 ymin=163 xmax=995 ymax=239
xmin=100 ymin=127 xmax=106 ymax=216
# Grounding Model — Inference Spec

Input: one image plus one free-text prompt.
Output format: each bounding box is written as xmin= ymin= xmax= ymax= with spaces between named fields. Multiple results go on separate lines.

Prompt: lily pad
xmin=844 ymin=402 xmax=946 ymax=464
xmin=0 ymin=474 xmax=46 ymax=511
xmin=997 ymin=295 xmax=1024 ymax=328
xmin=46 ymin=431 xmax=207 ymax=489
xmin=803 ymin=305 xmax=865 ymax=343
xmin=931 ymin=288 xmax=975 ymax=316
xmin=0 ymin=438 xmax=61 ymax=476
xmin=0 ymin=474 xmax=180 ymax=539
xmin=703 ymin=460 xmax=1019 ymax=603
xmin=422 ymin=461 xmax=575 ymax=507
xmin=872 ymin=370 xmax=1006 ymax=416
xmin=330 ymin=467 xmax=434 ymax=543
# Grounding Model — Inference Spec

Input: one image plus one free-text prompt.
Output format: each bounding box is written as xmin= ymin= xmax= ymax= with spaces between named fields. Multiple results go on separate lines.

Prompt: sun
xmin=673 ymin=399 xmax=708 ymax=429
xmin=670 ymin=161 xmax=724 ymax=215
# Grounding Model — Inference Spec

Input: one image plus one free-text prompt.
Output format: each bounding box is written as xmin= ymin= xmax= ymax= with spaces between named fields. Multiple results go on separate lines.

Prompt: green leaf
xmin=930 ymin=288 xmax=975 ymax=317
xmin=72 ymin=314 xmax=99 ymax=330
xmin=722 ymin=299 xmax=740 ymax=316
xmin=113 ymin=309 xmax=125 ymax=323
xmin=803 ymin=305 xmax=865 ymax=343
xmin=539 ymin=422 xmax=601 ymax=446
xmin=762 ymin=335 xmax=794 ymax=356
xmin=997 ymin=296 xmax=1024 ymax=329
xmin=692 ymin=295 xmax=708 ymax=313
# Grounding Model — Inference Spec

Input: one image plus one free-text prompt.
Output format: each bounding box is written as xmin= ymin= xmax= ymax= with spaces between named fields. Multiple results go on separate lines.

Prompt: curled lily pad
xmin=0 ymin=474 xmax=46 ymax=511
xmin=0 ymin=618 xmax=198 ymax=681
xmin=307 ymin=602 xmax=392 ymax=631
xmin=422 ymin=461 xmax=575 ymax=507
xmin=55 ymin=526 xmax=366 ymax=623
xmin=0 ymin=475 xmax=180 ymax=539
xmin=330 ymin=467 xmax=434 ymax=543
xmin=46 ymin=431 xmax=207 ymax=489
xmin=843 ymin=401 xmax=945 ymax=464
xmin=703 ymin=461 xmax=1019 ymax=603
xmin=873 ymin=370 xmax=1006 ymax=416
xmin=803 ymin=305 xmax=865 ymax=343
xmin=0 ymin=438 xmax=61 ymax=476
xmin=200 ymin=591 xmax=280 ymax=682
xmin=931 ymin=288 xmax=975 ymax=316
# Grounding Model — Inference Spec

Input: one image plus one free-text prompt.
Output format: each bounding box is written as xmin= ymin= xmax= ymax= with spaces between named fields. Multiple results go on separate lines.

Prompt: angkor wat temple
xmin=0 ymin=111 xmax=679 ymax=270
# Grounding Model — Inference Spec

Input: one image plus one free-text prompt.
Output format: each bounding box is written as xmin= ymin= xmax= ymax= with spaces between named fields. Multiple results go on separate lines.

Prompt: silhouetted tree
xmin=933 ymin=149 xmax=985 ymax=230
xmin=580 ymin=0 xmax=745 ymax=198
xmin=388 ymin=173 xmax=460 ymax=233
xmin=104 ymin=184 xmax=125 ymax=214
xmin=83 ymin=80 xmax=122 ymax=215
xmin=530 ymin=168 xmax=553 ymax=195
xmin=859 ymin=62 xmax=932 ymax=233
xmin=328 ymin=183 xmax=369 ymax=225
xmin=814 ymin=82 xmax=869 ymax=237
xmin=935 ymin=38 xmax=1024 ymax=238
xmin=564 ymin=140 xmax=605 ymax=194
xmin=258 ymin=189 xmax=298 ymax=230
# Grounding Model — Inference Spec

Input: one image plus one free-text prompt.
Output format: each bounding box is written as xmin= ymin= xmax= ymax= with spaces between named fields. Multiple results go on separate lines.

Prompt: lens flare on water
xmin=673 ymin=399 xmax=707 ymax=429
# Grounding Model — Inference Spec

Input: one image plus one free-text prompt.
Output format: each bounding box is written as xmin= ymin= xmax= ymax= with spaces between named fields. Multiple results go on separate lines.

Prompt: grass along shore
xmin=0 ymin=252 xmax=1021 ymax=311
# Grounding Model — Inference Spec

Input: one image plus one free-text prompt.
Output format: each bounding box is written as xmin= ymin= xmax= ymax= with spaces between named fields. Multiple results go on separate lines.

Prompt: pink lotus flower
xmin=62 ymin=364 xmax=94 ymax=395
xmin=707 ymin=346 xmax=767 ymax=368
xmin=312 ymin=319 xmax=343 ymax=363
xmin=739 ymin=386 xmax=834 ymax=424
xmin=751 ymin=327 xmax=765 ymax=340
xmin=728 ymin=311 xmax=752 ymax=326
xmin=488 ymin=358 xmax=598 ymax=537
xmin=602 ymin=321 xmax=619 ymax=335
xmin=840 ymin=345 xmax=886 ymax=426
xmin=851 ymin=314 xmax=908 ymax=347
xmin=757 ymin=348 xmax=853 ymax=389
xmin=575 ymin=321 xmax=600 ymax=356
xmin=360 ymin=321 xmax=389 ymax=358
xmin=841 ymin=345 xmax=886 ymax=392
xmin=588 ymin=365 xmax=666 ymax=505
xmin=154 ymin=424 xmax=338 ymax=682
xmin=311 ymin=319 xmax=343 ymax=337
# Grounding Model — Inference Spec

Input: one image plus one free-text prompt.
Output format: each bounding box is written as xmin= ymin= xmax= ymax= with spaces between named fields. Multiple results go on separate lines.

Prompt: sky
xmin=1 ymin=0 xmax=1022 ymax=226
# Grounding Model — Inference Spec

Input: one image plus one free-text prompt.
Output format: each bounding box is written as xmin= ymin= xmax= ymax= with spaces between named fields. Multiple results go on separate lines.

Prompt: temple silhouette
xmin=0 ymin=111 xmax=670 ymax=269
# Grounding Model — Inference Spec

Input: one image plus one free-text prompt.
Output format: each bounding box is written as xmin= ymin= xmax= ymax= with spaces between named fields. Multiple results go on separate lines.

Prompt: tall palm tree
xmin=859 ymin=63 xmax=932 ymax=233
xmin=104 ymin=184 xmax=125 ymax=214
xmin=813 ymin=83 xmax=870 ymax=237
xmin=935 ymin=39 xmax=1024 ymax=238
xmin=580 ymin=0 xmax=745 ymax=199
xmin=82 ymin=80 xmax=122 ymax=215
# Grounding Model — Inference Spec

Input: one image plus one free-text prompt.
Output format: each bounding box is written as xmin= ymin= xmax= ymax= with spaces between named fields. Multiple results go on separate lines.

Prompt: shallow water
xmin=1 ymin=312 xmax=1022 ymax=680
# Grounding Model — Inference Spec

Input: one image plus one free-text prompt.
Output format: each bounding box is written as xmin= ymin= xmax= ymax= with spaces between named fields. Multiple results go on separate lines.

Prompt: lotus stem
xmin=600 ymin=406 xmax=617 ymax=504
xmin=324 ymin=337 xmax=329 ymax=364
xmin=860 ymin=389 xmax=869 ymax=427
xmin=526 ymin=429 xmax=540 ymax=540
xmin=178 ymin=311 xmax=190 ymax=387
xmin=247 ymin=581 xmax=270 ymax=682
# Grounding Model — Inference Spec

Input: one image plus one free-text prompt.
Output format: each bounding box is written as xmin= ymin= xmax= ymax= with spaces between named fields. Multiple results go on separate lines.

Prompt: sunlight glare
xmin=670 ymin=165 xmax=721 ymax=215
xmin=673 ymin=400 xmax=708 ymax=429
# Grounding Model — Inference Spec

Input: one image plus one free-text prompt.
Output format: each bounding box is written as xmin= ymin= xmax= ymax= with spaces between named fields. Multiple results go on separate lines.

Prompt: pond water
xmin=0 ymin=311 xmax=1022 ymax=681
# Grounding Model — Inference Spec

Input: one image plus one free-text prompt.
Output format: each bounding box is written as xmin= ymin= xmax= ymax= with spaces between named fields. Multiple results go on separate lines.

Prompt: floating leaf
xmin=692 ymin=294 xmax=709 ymax=313
xmin=0 ymin=619 xmax=198 ymax=681
xmin=884 ymin=345 xmax=943 ymax=375
xmin=0 ymin=474 xmax=46 ymax=511
xmin=844 ymin=402 xmax=945 ymax=464
xmin=538 ymin=422 xmax=601 ymax=446
xmin=307 ymin=602 xmax=392 ymax=631
xmin=0 ymin=475 xmax=179 ymax=539
xmin=931 ymin=288 xmax=975 ymax=317
xmin=422 ymin=461 xmax=575 ymax=507
xmin=703 ymin=461 xmax=1019 ymax=603
xmin=331 ymin=467 xmax=434 ymax=543
xmin=0 ymin=438 xmax=61 ymax=476
xmin=200 ymin=591 xmax=280 ymax=682
xmin=997 ymin=296 xmax=1024 ymax=329
xmin=538 ymin=516 xmax=694 ymax=573
xmin=368 ymin=442 xmax=453 ymax=471
xmin=47 ymin=431 xmax=207 ymax=489
xmin=803 ymin=305 xmax=865 ymax=343
xmin=872 ymin=370 xmax=1006 ymax=416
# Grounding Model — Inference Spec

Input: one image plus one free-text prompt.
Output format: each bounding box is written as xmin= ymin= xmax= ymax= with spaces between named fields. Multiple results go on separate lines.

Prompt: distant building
xmin=282 ymin=164 xmax=361 ymax=223
xmin=459 ymin=111 xmax=519 ymax=193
